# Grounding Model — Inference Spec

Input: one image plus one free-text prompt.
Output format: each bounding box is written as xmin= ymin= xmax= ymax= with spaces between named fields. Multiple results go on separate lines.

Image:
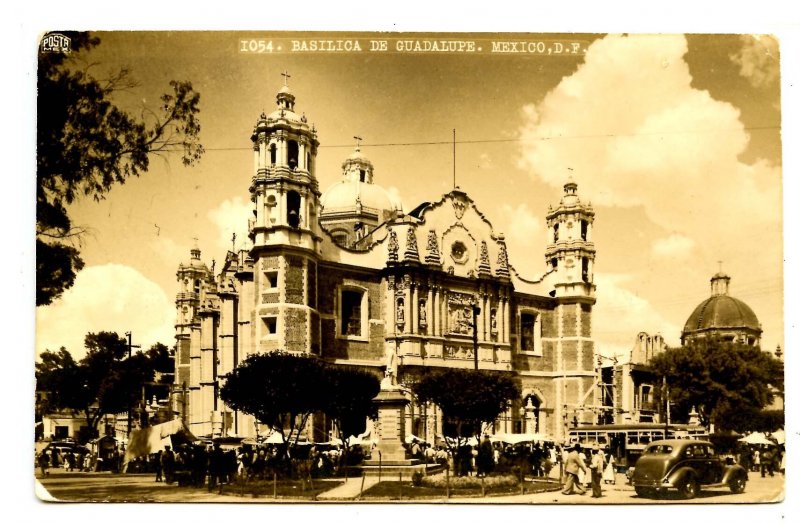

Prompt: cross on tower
xmin=354 ymin=135 xmax=363 ymax=149
xmin=717 ymin=260 xmax=723 ymax=273
xmin=231 ymin=232 xmax=237 ymax=252
xmin=281 ymin=70 xmax=291 ymax=86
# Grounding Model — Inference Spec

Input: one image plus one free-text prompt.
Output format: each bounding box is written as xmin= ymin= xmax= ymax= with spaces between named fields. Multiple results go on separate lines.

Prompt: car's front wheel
xmin=729 ymin=474 xmax=746 ymax=494
xmin=679 ymin=476 xmax=699 ymax=500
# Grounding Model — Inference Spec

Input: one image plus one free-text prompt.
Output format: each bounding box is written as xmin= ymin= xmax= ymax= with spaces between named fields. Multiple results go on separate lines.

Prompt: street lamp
xmin=471 ymin=303 xmax=481 ymax=370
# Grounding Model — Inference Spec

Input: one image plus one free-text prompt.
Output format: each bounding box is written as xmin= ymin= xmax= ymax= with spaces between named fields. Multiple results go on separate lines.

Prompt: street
xmin=35 ymin=469 xmax=784 ymax=504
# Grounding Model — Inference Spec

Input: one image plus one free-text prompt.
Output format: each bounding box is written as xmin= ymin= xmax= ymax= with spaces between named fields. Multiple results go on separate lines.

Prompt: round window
xmin=450 ymin=241 xmax=468 ymax=263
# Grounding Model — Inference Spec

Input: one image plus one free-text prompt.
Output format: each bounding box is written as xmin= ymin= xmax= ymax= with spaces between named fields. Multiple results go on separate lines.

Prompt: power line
xmin=198 ymin=125 xmax=781 ymax=153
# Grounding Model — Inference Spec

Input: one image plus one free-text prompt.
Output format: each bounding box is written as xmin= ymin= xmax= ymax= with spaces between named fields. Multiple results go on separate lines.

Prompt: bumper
xmin=633 ymin=479 xmax=675 ymax=488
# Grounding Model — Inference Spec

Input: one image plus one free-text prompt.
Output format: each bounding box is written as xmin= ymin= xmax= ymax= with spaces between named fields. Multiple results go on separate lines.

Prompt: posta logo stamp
xmin=41 ymin=33 xmax=71 ymax=54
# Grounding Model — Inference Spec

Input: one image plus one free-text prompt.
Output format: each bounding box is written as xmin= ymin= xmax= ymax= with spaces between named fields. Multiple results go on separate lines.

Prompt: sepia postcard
xmin=33 ymin=30 xmax=786 ymax=509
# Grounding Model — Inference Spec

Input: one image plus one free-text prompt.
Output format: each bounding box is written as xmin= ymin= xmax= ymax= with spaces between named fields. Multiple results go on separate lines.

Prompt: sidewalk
xmin=316 ymin=475 xmax=381 ymax=500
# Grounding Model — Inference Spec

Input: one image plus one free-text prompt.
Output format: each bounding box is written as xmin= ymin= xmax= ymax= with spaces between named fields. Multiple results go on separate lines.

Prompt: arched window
xmin=582 ymin=257 xmax=590 ymax=283
xmin=580 ymin=219 xmax=588 ymax=241
xmin=553 ymin=223 xmax=559 ymax=242
xmin=287 ymin=191 xmax=301 ymax=228
xmin=269 ymin=144 xmax=276 ymax=165
xmin=359 ymin=169 xmax=366 ymax=182
xmin=341 ymin=289 xmax=365 ymax=336
xmin=288 ymin=140 xmax=299 ymax=169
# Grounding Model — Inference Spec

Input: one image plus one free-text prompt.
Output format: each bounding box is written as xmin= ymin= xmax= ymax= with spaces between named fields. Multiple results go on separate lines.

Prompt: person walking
xmin=154 ymin=450 xmax=163 ymax=482
xmin=162 ymin=445 xmax=175 ymax=484
xmin=561 ymin=444 xmax=588 ymax=495
xmin=38 ymin=451 xmax=50 ymax=477
xmin=590 ymin=446 xmax=604 ymax=498
xmin=603 ymin=451 xmax=616 ymax=485
xmin=761 ymin=446 xmax=773 ymax=478
xmin=208 ymin=443 xmax=225 ymax=493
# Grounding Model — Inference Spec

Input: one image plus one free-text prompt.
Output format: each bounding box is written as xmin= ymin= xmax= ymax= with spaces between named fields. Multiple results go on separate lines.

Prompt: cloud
xmin=730 ymin=35 xmax=780 ymax=88
xmin=387 ymin=186 xmax=405 ymax=211
xmin=208 ymin=197 xmax=253 ymax=253
xmin=518 ymin=34 xmax=781 ymax=253
xmin=651 ymin=233 xmax=695 ymax=259
xmin=152 ymin=235 xmax=189 ymax=265
xmin=592 ymin=273 xmax=681 ymax=357
xmin=36 ymin=264 xmax=176 ymax=360
xmin=478 ymin=152 xmax=494 ymax=170
xmin=499 ymin=203 xmax=545 ymax=277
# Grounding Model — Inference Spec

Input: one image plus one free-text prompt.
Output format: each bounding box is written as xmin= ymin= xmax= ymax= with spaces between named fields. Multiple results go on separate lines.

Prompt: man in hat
xmin=561 ymin=443 xmax=588 ymax=495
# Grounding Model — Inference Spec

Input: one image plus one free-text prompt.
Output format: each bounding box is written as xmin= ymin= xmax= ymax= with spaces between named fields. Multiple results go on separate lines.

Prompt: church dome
xmin=681 ymin=271 xmax=761 ymax=345
xmin=320 ymin=146 xmax=402 ymax=216
xmin=320 ymin=180 xmax=402 ymax=214
xmin=683 ymin=295 xmax=761 ymax=333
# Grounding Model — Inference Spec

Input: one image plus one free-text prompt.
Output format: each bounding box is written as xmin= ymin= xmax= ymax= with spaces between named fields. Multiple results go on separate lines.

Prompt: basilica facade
xmin=173 ymin=83 xmax=599 ymax=443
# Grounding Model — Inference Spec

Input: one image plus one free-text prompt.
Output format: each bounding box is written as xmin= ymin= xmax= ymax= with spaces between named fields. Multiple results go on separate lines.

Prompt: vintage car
xmin=631 ymin=439 xmax=747 ymax=499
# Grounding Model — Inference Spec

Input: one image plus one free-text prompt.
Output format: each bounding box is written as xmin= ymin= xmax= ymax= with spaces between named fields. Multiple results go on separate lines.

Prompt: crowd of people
xmin=36 ymin=446 xmax=123 ymax=475
xmin=733 ymin=444 xmax=786 ymax=477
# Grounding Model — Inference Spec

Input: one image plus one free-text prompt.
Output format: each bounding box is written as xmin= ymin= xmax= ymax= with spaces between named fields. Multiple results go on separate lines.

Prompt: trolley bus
xmin=567 ymin=423 xmax=708 ymax=470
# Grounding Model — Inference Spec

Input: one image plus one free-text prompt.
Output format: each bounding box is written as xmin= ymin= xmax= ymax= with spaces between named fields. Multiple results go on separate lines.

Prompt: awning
xmin=122 ymin=418 xmax=196 ymax=470
xmin=739 ymin=432 xmax=775 ymax=446
xmin=490 ymin=432 xmax=553 ymax=445
xmin=771 ymin=429 xmax=785 ymax=445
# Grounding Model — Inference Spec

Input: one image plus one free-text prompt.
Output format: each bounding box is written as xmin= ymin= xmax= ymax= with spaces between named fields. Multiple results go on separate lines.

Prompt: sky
xmin=34 ymin=31 xmax=785 ymax=361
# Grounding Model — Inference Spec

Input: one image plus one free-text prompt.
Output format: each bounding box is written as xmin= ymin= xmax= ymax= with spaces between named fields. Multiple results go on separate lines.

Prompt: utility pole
xmin=452 ymin=129 xmax=456 ymax=189
xmin=663 ymin=375 xmax=670 ymax=435
xmin=471 ymin=303 xmax=481 ymax=370
xmin=125 ymin=331 xmax=141 ymax=439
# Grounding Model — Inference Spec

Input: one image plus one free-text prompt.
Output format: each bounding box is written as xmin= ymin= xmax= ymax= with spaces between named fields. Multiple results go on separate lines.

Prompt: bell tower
xmin=247 ymin=75 xmax=322 ymax=355
xmin=545 ymin=177 xmax=596 ymax=298
xmin=545 ymin=177 xmax=597 ymax=440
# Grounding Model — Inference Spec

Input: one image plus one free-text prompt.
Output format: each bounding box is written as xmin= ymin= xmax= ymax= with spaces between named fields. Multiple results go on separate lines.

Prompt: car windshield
xmin=646 ymin=444 xmax=673 ymax=454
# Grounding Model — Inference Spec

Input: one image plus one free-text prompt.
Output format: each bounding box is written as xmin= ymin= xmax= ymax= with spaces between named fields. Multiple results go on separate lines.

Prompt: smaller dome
xmin=278 ymin=84 xmax=292 ymax=95
xmin=266 ymin=108 xmax=304 ymax=125
xmin=320 ymin=181 xmax=402 ymax=214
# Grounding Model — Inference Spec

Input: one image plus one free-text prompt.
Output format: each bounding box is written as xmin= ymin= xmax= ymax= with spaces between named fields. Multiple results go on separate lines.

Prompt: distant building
xmin=599 ymin=332 xmax=667 ymax=425
xmin=173 ymin=81 xmax=600 ymax=443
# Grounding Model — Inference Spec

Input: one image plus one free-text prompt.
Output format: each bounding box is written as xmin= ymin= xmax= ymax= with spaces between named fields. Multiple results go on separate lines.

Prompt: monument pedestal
xmin=361 ymin=381 xmax=427 ymax=474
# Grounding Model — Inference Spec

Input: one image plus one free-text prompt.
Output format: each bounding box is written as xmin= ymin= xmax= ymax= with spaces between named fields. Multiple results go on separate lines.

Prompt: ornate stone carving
xmin=447 ymin=293 xmax=474 ymax=335
xmin=387 ymin=229 xmax=399 ymax=262
xmin=425 ymin=230 xmax=441 ymax=265
xmin=404 ymin=227 xmax=420 ymax=262
xmin=478 ymin=241 xmax=492 ymax=276
xmin=496 ymin=241 xmax=510 ymax=278
xmin=396 ymin=297 xmax=405 ymax=326
xmin=452 ymin=193 xmax=468 ymax=220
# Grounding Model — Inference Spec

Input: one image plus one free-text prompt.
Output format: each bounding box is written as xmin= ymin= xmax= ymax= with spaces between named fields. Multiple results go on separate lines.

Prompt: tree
xmin=37 ymin=31 xmax=204 ymax=305
xmin=320 ymin=365 xmax=380 ymax=470
xmin=220 ymin=352 xmax=326 ymax=453
xmin=36 ymin=331 xmax=168 ymax=440
xmin=410 ymin=368 xmax=520 ymax=463
xmin=321 ymin=366 xmax=380 ymax=440
xmin=647 ymin=339 xmax=784 ymax=430
xmin=145 ymin=342 xmax=175 ymax=377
